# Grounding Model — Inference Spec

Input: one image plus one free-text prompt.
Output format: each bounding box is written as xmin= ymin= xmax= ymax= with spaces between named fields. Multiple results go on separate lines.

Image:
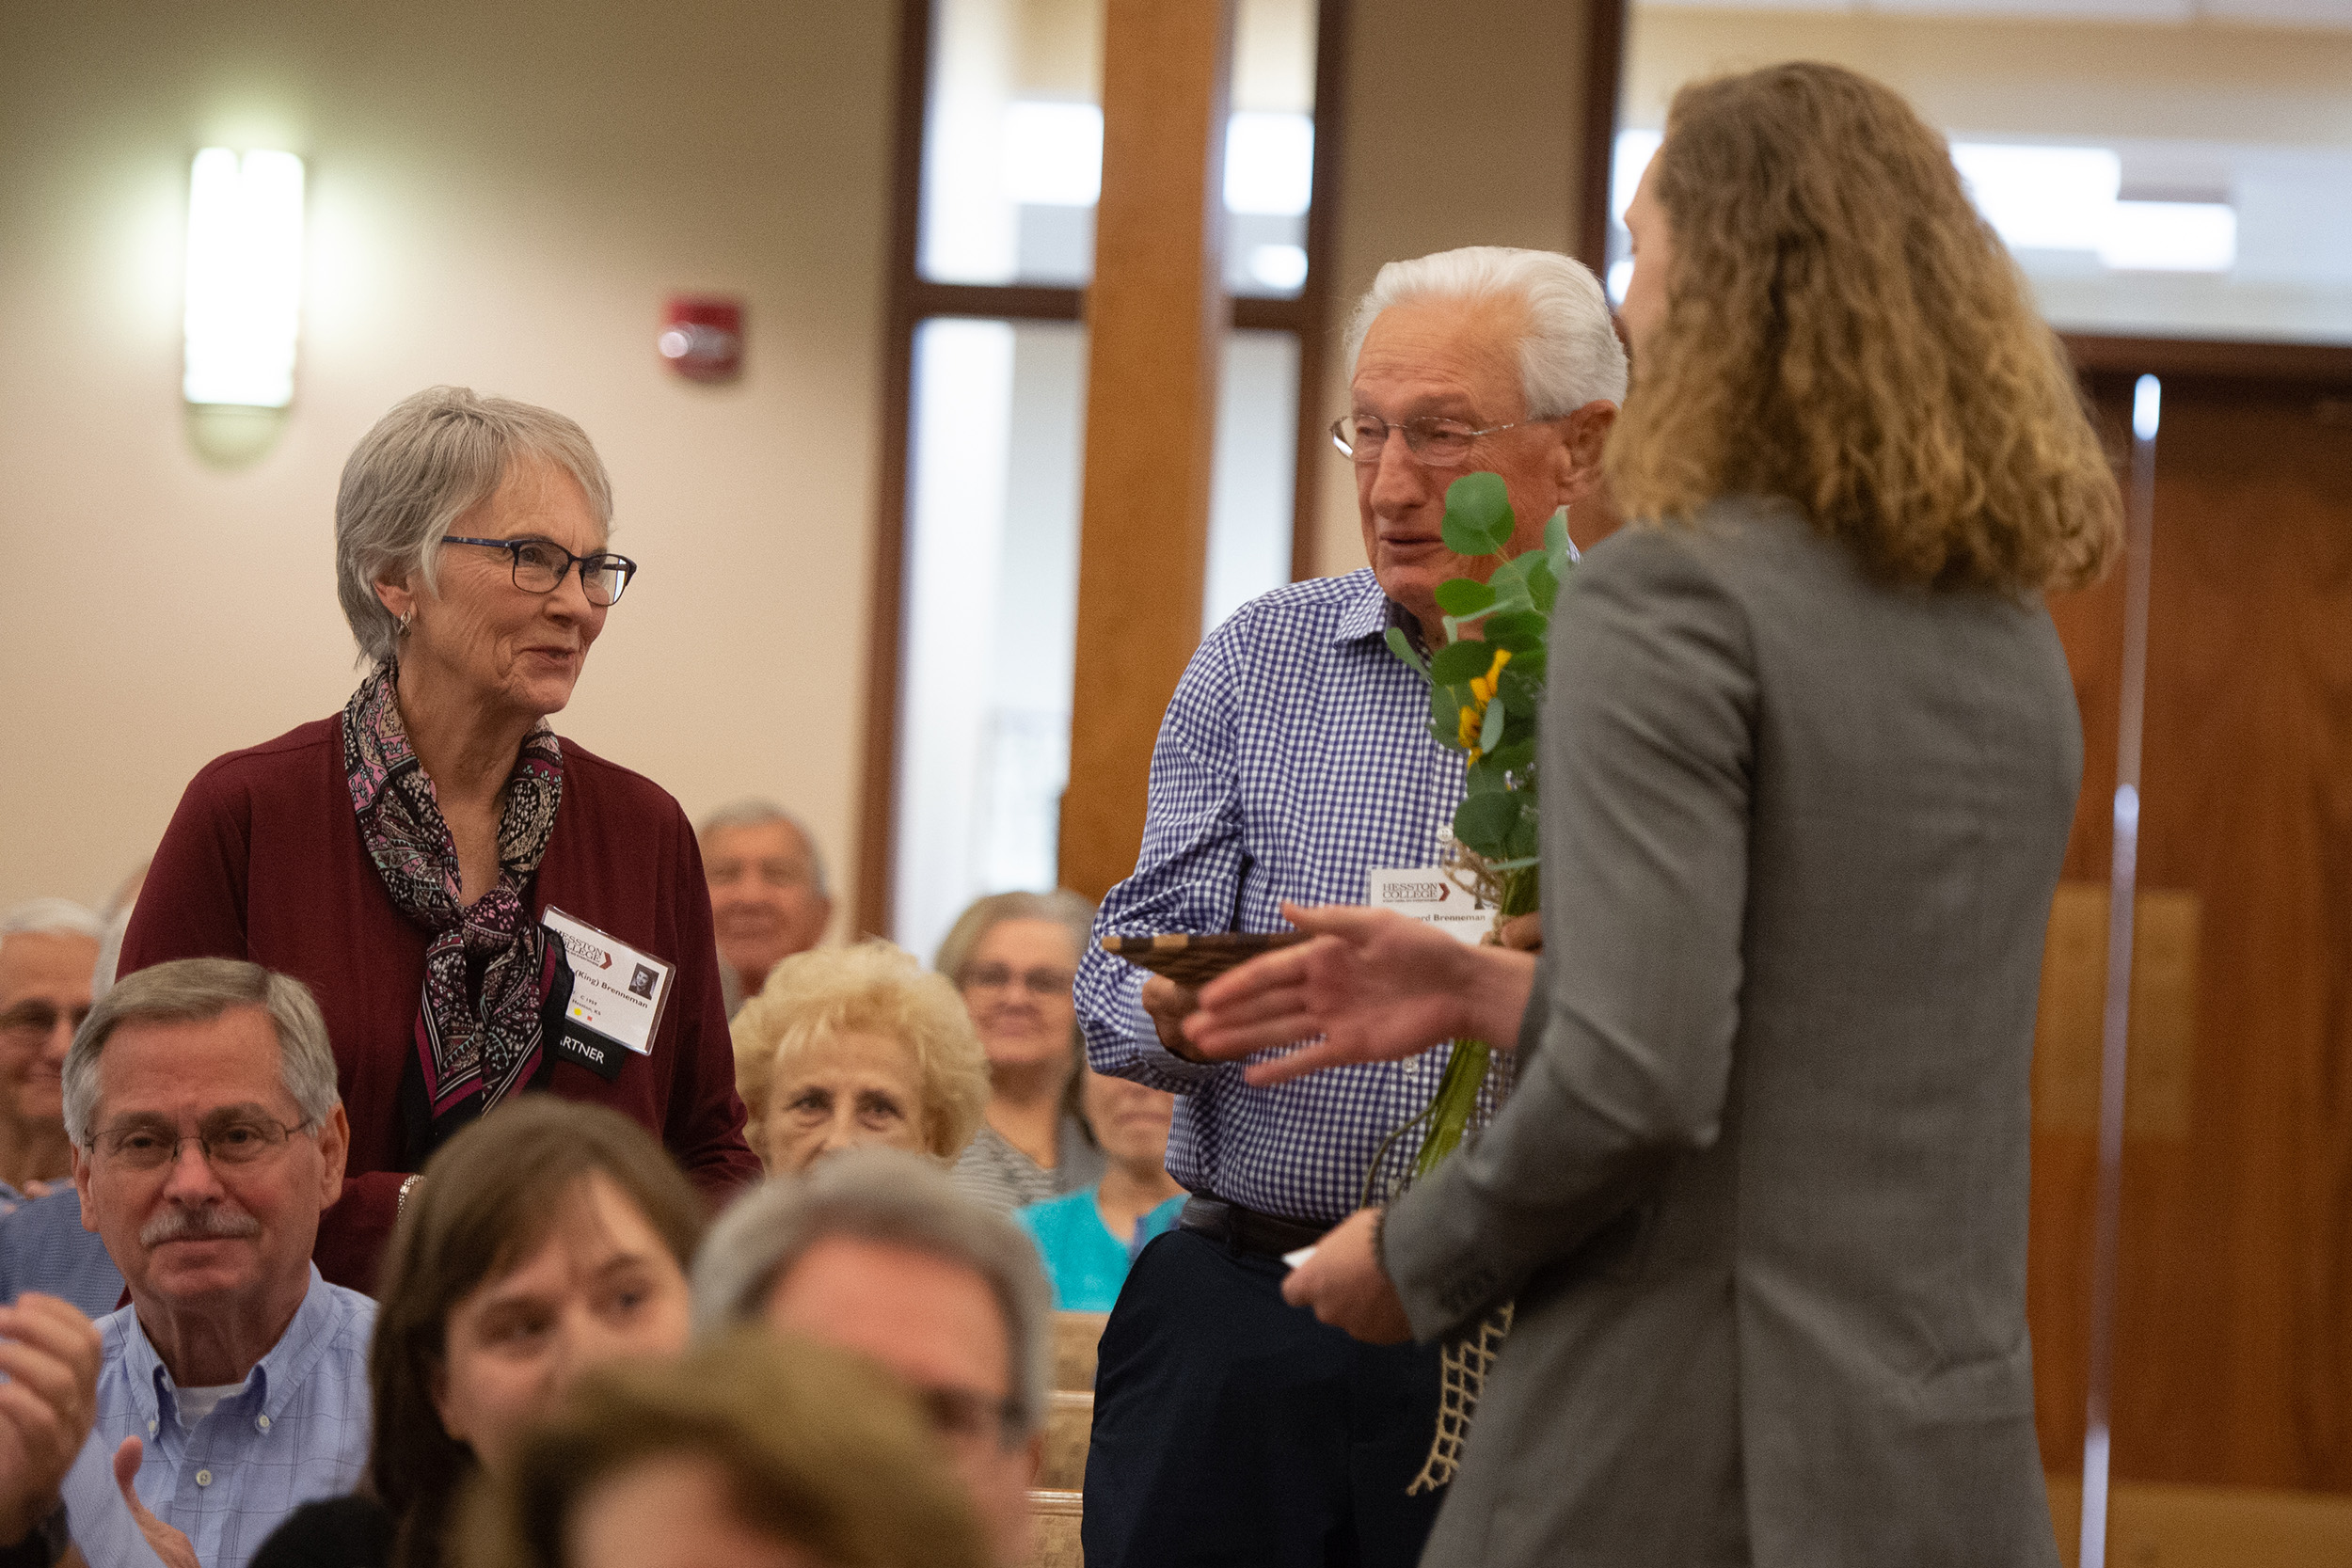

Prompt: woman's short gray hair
xmin=65 ymin=958 xmax=342 ymax=1146
xmin=335 ymin=386 xmax=616 ymax=666
xmin=931 ymin=889 xmax=1095 ymax=983
xmin=1343 ymin=245 xmax=1629 ymax=419
xmin=691 ymin=1148 xmax=1053 ymax=1440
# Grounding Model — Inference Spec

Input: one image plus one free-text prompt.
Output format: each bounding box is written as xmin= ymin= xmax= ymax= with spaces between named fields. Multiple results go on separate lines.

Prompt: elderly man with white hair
xmin=1071 ymin=246 xmax=1628 ymax=1568
xmin=692 ymin=1148 xmax=1048 ymax=1568
xmin=55 ymin=958 xmax=372 ymax=1568
xmin=0 ymin=899 xmax=103 ymax=1212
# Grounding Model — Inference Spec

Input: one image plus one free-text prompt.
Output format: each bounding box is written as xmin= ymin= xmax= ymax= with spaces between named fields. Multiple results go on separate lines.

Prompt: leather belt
xmin=1178 ymin=1196 xmax=1332 ymax=1259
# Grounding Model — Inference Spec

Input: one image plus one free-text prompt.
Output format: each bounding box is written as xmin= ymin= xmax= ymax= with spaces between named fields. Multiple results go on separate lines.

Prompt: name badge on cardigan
xmin=542 ymin=907 xmax=674 ymax=1063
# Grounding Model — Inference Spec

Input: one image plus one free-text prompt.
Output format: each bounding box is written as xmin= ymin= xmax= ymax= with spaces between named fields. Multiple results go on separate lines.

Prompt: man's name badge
xmin=543 ymin=907 xmax=674 ymax=1079
xmin=1367 ymin=868 xmax=1491 ymax=946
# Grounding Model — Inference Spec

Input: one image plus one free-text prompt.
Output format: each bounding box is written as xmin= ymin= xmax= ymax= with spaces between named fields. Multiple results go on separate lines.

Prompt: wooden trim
xmin=1577 ymin=0 xmax=1629 ymax=272
xmin=852 ymin=0 xmax=935 ymax=941
xmin=1287 ymin=0 xmax=1350 ymax=584
xmin=903 ymin=278 xmax=1303 ymax=332
xmin=2062 ymin=333 xmax=2352 ymax=388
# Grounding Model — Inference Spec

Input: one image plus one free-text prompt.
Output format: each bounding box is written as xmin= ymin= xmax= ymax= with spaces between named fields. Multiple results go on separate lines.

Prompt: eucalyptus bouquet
xmin=1380 ymin=470 xmax=1574 ymax=1494
xmin=1376 ymin=470 xmax=1574 ymax=1183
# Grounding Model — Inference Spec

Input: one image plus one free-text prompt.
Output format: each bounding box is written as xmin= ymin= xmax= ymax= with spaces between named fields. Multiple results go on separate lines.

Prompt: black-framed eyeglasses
xmin=1329 ymin=413 xmax=1535 ymax=469
xmin=87 ymin=1110 xmax=315 ymax=1172
xmin=441 ymin=535 xmax=639 ymax=606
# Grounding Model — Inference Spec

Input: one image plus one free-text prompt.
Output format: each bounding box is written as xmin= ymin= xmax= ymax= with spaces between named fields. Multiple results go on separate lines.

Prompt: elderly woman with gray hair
xmin=121 ymin=387 xmax=760 ymax=1292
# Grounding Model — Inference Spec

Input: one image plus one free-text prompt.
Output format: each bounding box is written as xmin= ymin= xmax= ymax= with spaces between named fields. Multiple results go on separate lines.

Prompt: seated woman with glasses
xmin=731 ymin=941 xmax=991 ymax=1176
xmin=120 ymin=387 xmax=760 ymax=1292
xmin=932 ymin=892 xmax=1105 ymax=1214
xmin=250 ymin=1099 xmax=705 ymax=1568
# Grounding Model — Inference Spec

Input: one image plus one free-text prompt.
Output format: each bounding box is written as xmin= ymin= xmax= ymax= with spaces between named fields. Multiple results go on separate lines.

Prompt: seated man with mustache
xmin=56 ymin=958 xmax=372 ymax=1568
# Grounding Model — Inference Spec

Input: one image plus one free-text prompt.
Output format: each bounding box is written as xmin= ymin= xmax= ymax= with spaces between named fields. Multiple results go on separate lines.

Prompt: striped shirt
xmin=1075 ymin=568 xmax=1499 ymax=1226
xmin=61 ymin=1266 xmax=373 ymax=1568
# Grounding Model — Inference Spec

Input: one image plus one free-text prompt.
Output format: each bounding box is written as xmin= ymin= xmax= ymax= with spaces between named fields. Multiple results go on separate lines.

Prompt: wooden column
xmin=1057 ymin=0 xmax=1235 ymax=900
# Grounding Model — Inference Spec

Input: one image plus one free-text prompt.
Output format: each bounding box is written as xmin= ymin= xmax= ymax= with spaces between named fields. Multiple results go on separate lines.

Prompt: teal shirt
xmin=1016 ymin=1188 xmax=1187 ymax=1311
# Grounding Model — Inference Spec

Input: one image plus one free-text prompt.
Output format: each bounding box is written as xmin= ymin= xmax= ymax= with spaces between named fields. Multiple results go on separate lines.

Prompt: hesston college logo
xmin=556 ymin=930 xmax=612 ymax=969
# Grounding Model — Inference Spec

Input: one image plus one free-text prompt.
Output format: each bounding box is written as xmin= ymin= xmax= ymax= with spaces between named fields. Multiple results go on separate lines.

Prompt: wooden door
xmin=2031 ymin=372 xmax=2352 ymax=1493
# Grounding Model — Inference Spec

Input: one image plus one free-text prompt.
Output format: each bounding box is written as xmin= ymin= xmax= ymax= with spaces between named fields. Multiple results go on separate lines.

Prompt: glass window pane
xmin=893 ymin=324 xmax=1297 ymax=954
xmin=919 ymin=0 xmax=1320 ymax=296
xmin=1615 ymin=5 xmax=2352 ymax=344
xmin=1207 ymin=330 xmax=1300 ymax=630
xmin=896 ymin=318 xmax=1089 ymax=958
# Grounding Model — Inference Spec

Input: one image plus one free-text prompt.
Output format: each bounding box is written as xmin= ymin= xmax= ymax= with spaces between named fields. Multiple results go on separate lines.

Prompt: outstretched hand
xmin=113 ymin=1437 xmax=200 ymax=1568
xmin=1183 ymin=904 xmax=1535 ymax=1087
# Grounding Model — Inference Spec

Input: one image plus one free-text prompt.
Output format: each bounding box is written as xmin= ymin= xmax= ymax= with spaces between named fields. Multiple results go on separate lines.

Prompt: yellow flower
xmin=1458 ymin=646 xmax=1513 ymax=762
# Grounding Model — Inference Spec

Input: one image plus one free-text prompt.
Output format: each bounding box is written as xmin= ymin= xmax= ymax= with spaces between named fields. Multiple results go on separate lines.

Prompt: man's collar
xmin=1331 ymin=569 xmax=1423 ymax=649
xmin=124 ymin=1264 xmax=332 ymax=1431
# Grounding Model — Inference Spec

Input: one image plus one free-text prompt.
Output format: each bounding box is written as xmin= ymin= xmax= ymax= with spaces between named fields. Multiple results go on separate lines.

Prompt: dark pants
xmin=1082 ymin=1227 xmax=1447 ymax=1568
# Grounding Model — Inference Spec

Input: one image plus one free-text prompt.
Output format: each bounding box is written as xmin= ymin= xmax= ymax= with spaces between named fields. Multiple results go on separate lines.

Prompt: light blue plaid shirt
xmin=61 ymin=1266 xmax=373 ymax=1568
xmin=1076 ymin=568 xmax=1497 ymax=1226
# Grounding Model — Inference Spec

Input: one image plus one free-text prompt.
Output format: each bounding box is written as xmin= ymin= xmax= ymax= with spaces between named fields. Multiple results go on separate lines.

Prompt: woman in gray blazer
xmin=1183 ymin=62 xmax=2122 ymax=1568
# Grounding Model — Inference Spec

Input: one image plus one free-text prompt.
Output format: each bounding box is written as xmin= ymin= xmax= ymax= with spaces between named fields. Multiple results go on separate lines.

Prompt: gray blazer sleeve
xmin=1383 ymin=524 xmax=1758 ymax=1339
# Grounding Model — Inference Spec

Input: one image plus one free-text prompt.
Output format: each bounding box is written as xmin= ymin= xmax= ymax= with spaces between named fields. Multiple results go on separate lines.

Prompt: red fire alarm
xmin=658 ymin=295 xmax=743 ymax=383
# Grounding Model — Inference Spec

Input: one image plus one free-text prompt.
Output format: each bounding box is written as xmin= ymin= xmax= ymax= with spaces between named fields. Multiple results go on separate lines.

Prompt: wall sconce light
xmin=183 ymin=148 xmax=305 ymax=407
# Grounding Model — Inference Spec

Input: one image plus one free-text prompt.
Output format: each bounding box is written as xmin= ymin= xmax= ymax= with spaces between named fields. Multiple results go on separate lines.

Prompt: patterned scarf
xmin=342 ymin=663 xmax=565 ymax=1163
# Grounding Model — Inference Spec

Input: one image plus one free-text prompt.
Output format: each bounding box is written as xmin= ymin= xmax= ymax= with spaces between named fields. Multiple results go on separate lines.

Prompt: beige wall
xmin=1626 ymin=7 xmax=2352 ymax=144
xmin=1307 ymin=0 xmax=1598 ymax=577
xmin=0 ymin=0 xmax=898 ymax=922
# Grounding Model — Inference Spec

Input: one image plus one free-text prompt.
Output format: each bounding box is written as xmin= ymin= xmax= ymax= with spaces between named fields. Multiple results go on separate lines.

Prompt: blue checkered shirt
xmin=61 ymin=1266 xmax=373 ymax=1568
xmin=0 ymin=1184 xmax=124 ymax=1322
xmin=1076 ymin=568 xmax=1499 ymax=1226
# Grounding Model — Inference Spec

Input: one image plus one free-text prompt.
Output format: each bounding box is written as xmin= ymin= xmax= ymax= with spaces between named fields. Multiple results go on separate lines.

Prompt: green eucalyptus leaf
xmin=1497 ymin=666 xmax=1542 ymax=713
xmin=1433 ymin=578 xmax=1496 ymax=616
xmin=1479 ymin=692 xmax=1506 ymax=752
xmin=1505 ymin=647 xmax=1546 ymax=684
xmin=1482 ymin=553 xmax=1534 ymax=610
xmin=1464 ymin=760 xmax=1508 ymax=794
xmin=1528 ymin=555 xmax=1559 ymax=616
xmin=1429 ymin=683 xmax=1466 ymax=732
xmin=1440 ymin=471 xmax=1515 ymax=558
xmin=1545 ymin=508 xmax=1571 ymax=562
xmin=1453 ymin=790 xmax=1519 ymax=855
xmin=1483 ymin=739 xmax=1535 ymax=777
xmin=1482 ymin=610 xmax=1546 ymax=652
xmin=1430 ymin=638 xmax=1498 ymax=685
xmin=1383 ymin=626 xmax=1429 ymax=676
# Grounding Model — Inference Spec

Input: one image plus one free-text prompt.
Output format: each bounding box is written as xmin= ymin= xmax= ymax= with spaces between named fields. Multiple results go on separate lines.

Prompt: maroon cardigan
xmin=119 ymin=716 xmax=762 ymax=1291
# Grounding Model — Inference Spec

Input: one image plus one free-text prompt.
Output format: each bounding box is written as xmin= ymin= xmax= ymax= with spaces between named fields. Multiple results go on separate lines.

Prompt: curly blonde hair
xmin=1607 ymin=62 xmax=2121 ymax=594
xmin=731 ymin=942 xmax=991 ymax=1164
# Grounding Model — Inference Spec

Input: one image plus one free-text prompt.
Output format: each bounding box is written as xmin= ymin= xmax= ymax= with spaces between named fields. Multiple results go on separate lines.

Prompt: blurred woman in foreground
xmin=1185 ymin=62 xmax=2119 ymax=1568
xmin=454 ymin=1331 xmax=989 ymax=1568
xmin=253 ymin=1101 xmax=704 ymax=1568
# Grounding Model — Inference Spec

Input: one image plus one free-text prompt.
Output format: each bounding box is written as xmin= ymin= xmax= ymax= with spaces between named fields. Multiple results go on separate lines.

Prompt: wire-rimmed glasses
xmin=1328 ymin=413 xmax=1535 ymax=469
xmin=441 ymin=535 xmax=639 ymax=606
xmin=88 ymin=1110 xmax=314 ymax=1172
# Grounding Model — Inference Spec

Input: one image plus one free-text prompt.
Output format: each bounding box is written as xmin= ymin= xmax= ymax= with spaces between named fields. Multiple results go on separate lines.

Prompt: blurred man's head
xmin=699 ymin=802 xmax=834 ymax=998
xmin=67 ymin=958 xmax=347 ymax=1371
xmin=692 ymin=1149 xmax=1048 ymax=1567
xmin=1340 ymin=246 xmax=1627 ymax=645
xmin=0 ymin=898 xmax=103 ymax=1187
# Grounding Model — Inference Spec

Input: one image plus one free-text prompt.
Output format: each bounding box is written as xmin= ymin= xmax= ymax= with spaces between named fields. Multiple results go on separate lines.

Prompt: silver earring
xmin=396 ymin=612 xmax=413 ymax=637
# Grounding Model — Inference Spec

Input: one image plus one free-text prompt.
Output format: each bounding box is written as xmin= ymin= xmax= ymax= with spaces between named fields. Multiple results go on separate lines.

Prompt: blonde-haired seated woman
xmin=732 ymin=942 xmax=991 ymax=1175
xmin=454 ymin=1329 xmax=990 ymax=1568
